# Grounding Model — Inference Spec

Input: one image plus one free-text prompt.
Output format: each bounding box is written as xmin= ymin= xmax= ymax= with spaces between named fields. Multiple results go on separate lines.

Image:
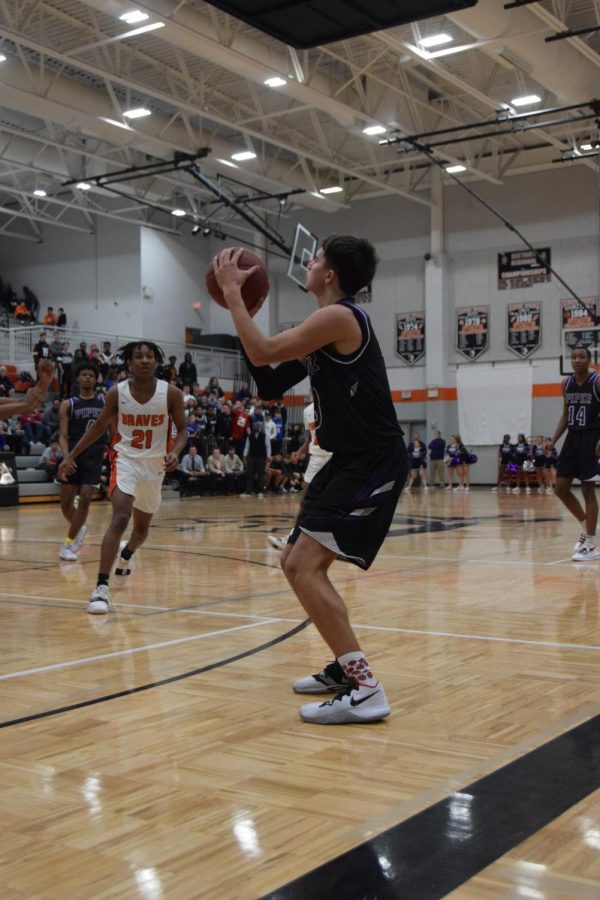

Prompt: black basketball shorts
xmin=556 ymin=430 xmax=600 ymax=482
xmin=289 ymin=438 xmax=408 ymax=570
xmin=61 ymin=445 xmax=105 ymax=486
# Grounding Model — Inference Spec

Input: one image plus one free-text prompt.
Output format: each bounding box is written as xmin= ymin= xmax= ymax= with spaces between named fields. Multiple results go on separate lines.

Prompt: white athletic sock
xmin=337 ymin=650 xmax=379 ymax=690
xmin=586 ymin=534 xmax=596 ymax=545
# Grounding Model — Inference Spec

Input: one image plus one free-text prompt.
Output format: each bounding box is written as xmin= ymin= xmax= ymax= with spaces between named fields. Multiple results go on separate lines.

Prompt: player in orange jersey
xmin=59 ymin=341 xmax=187 ymax=614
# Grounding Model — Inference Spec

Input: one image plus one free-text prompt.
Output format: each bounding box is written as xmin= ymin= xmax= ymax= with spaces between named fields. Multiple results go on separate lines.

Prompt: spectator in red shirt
xmin=231 ymin=400 xmax=251 ymax=459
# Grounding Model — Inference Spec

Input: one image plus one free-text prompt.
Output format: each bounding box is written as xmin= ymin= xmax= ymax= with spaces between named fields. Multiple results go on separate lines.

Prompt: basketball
xmin=205 ymin=248 xmax=270 ymax=314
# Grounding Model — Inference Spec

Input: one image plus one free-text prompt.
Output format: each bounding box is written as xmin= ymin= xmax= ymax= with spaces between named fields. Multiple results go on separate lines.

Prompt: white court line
xmin=0 ymin=619 xmax=275 ymax=681
xmin=352 ymin=622 xmax=600 ymax=652
xmin=0 ymin=590 xmax=294 ymax=619
xmin=3 ymin=587 xmax=600 ymax=656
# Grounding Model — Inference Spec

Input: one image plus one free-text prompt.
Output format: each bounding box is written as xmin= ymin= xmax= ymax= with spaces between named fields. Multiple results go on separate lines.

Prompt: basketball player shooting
xmin=212 ymin=238 xmax=409 ymax=725
xmin=58 ymin=342 xmax=187 ymax=614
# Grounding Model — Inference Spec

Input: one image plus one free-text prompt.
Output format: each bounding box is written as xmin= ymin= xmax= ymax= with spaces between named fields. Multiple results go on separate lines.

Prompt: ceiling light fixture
xmin=76 ymin=181 xmax=91 ymax=190
xmin=231 ymin=151 xmax=256 ymax=161
xmin=264 ymin=76 xmax=287 ymax=87
xmin=0 ymin=54 xmax=7 ymax=63
xmin=363 ymin=125 xmax=386 ymax=136
xmin=320 ymin=186 xmax=343 ymax=194
xmin=123 ymin=107 xmax=151 ymax=119
xmin=119 ymin=22 xmax=165 ymax=39
xmin=581 ymin=143 xmax=594 ymax=151
xmin=419 ymin=33 xmax=452 ymax=48
xmin=171 ymin=209 xmax=186 ymax=217
xmin=215 ymin=158 xmax=238 ymax=168
xmin=100 ymin=117 xmax=133 ymax=130
xmin=510 ymin=94 xmax=542 ymax=107
xmin=445 ymin=164 xmax=467 ymax=174
xmin=33 ymin=189 xmax=47 ymax=197
xmin=119 ymin=11 xmax=149 ymax=24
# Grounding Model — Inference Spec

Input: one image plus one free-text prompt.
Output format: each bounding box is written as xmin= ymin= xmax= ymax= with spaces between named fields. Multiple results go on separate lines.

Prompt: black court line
xmin=0 ymin=619 xmax=310 ymax=729
xmin=263 ymin=713 xmax=600 ymax=900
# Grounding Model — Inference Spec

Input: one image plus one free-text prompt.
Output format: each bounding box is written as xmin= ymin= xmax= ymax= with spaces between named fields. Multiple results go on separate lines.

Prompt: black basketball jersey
xmin=304 ymin=300 xmax=402 ymax=454
xmin=68 ymin=395 xmax=106 ymax=449
xmin=564 ymin=373 xmax=600 ymax=432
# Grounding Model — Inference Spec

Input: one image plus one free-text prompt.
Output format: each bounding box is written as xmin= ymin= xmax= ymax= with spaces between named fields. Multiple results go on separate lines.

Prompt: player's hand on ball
xmin=213 ymin=248 xmax=258 ymax=300
xmin=164 ymin=452 xmax=179 ymax=472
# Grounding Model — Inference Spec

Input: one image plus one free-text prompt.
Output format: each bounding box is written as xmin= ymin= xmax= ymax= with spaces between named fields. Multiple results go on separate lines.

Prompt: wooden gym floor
xmin=1 ymin=487 xmax=600 ymax=898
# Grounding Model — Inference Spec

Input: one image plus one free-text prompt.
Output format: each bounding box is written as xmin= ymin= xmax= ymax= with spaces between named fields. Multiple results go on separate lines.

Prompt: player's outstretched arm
xmin=58 ymin=387 xmax=118 ymax=477
xmin=0 ymin=360 xmax=55 ymax=418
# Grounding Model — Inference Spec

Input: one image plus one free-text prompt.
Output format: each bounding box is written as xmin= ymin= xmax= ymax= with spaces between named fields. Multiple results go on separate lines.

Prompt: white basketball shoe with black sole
xmin=299 ymin=683 xmax=391 ymax=725
xmin=87 ymin=584 xmax=111 ymax=615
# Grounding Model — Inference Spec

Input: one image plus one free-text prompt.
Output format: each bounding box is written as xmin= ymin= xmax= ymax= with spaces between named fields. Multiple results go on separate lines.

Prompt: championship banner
xmin=456 ymin=306 xmax=489 ymax=361
xmin=395 ymin=312 xmax=425 ymax=365
xmin=498 ymin=248 xmax=551 ymax=290
xmin=507 ymin=302 xmax=541 ymax=359
xmin=561 ymin=297 xmax=598 ymax=351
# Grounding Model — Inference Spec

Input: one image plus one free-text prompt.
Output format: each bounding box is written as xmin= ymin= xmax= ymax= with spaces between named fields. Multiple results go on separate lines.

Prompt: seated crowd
xmin=1 ymin=352 xmax=307 ymax=497
xmin=492 ymin=433 xmax=557 ymax=494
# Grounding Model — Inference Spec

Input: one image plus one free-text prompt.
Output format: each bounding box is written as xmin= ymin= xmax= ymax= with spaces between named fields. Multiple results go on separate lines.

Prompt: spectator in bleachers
xmin=0 ymin=416 xmax=27 ymax=455
xmin=230 ymin=401 xmax=251 ymax=460
xmin=177 ymin=445 xmax=207 ymax=496
xmin=205 ymin=407 xmax=218 ymax=452
xmin=206 ymin=375 xmax=224 ymax=398
xmin=178 ymin=352 xmax=197 ymax=388
xmin=100 ymin=341 xmax=112 ymax=367
xmin=57 ymin=307 xmax=67 ymax=328
xmin=21 ymin=408 xmax=46 ymax=445
xmin=49 ymin=329 xmax=63 ymax=360
xmin=216 ymin=401 xmax=232 ymax=451
xmin=271 ymin=405 xmax=285 ymax=452
xmin=23 ymin=286 xmax=40 ymax=321
xmin=235 ymin=381 xmax=251 ymax=402
xmin=241 ymin=419 xmax=270 ymax=498
xmin=166 ymin=355 xmax=178 ymax=382
xmin=43 ymin=307 xmax=58 ymax=327
xmin=15 ymin=300 xmax=31 ymax=324
xmin=42 ymin=398 xmax=61 ymax=434
xmin=33 ymin=332 xmax=51 ymax=366
xmin=206 ymin=391 xmax=220 ymax=411
xmin=263 ymin=410 xmax=278 ymax=450
xmin=57 ymin=342 xmax=74 ymax=398
xmin=286 ymin=422 xmax=304 ymax=456
xmin=38 ymin=435 xmax=62 ymax=479
xmin=223 ymin=445 xmax=244 ymax=493
xmin=206 ymin=447 xmax=228 ymax=493
xmin=0 ymin=365 xmax=14 ymax=399
xmin=110 ymin=347 xmax=126 ymax=372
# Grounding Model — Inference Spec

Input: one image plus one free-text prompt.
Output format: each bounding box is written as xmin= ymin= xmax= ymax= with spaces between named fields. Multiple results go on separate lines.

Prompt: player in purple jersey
xmin=213 ymin=235 xmax=408 ymax=725
xmin=549 ymin=345 xmax=600 ymax=561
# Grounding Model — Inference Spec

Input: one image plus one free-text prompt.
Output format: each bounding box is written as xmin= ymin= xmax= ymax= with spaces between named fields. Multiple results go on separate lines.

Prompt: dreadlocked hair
xmin=119 ymin=340 xmax=165 ymax=363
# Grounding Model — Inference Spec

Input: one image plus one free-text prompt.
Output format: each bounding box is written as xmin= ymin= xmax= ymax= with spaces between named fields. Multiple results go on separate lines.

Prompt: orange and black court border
xmin=262 ymin=714 xmax=600 ymax=899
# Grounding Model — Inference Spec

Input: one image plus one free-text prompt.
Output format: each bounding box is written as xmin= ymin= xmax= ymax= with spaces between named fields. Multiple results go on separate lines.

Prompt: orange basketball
xmin=206 ymin=249 xmax=269 ymax=314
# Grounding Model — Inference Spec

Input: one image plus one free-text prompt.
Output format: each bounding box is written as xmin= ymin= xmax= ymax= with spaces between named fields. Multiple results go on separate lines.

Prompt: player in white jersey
xmin=267 ymin=401 xmax=332 ymax=550
xmin=59 ymin=341 xmax=187 ymax=614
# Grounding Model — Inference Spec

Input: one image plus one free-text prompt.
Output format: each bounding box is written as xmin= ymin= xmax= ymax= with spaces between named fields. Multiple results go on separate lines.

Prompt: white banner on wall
xmin=457 ymin=365 xmax=532 ymax=445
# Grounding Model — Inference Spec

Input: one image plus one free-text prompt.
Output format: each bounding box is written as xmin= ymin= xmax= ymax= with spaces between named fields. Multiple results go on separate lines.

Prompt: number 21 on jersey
xmin=131 ymin=428 xmax=153 ymax=449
